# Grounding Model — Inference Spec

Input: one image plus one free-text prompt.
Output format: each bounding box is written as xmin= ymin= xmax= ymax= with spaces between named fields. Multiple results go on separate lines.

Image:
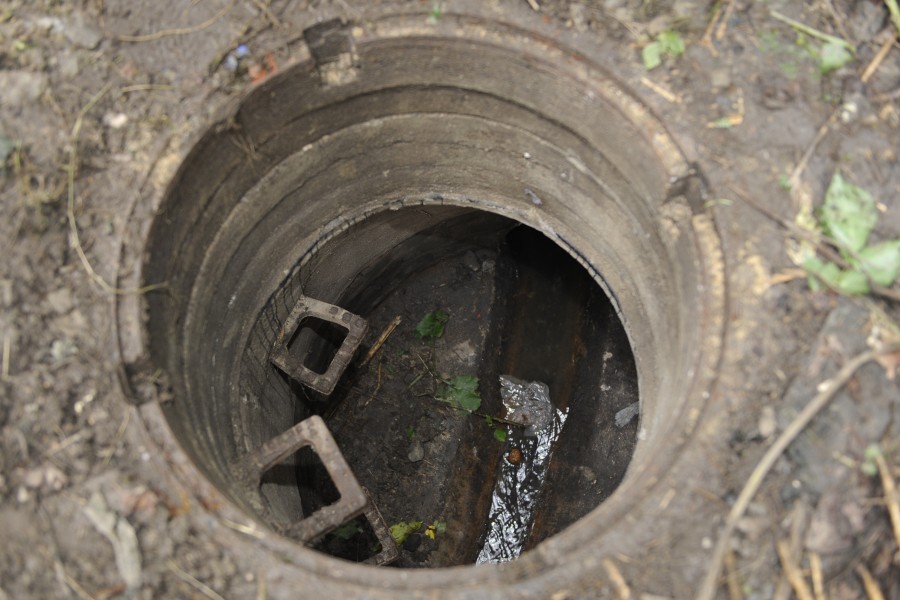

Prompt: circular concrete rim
xmin=114 ymin=5 xmax=727 ymax=596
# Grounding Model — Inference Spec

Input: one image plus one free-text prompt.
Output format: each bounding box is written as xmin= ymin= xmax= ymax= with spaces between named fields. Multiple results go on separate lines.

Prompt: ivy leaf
xmin=389 ymin=520 xmax=422 ymax=545
xmin=803 ymin=256 xmax=841 ymax=290
xmin=658 ymin=31 xmax=685 ymax=57
xmin=820 ymin=172 xmax=877 ymax=253
xmin=493 ymin=428 xmax=508 ymax=442
xmin=642 ymin=41 xmax=662 ymax=70
xmin=803 ymin=256 xmax=870 ymax=295
xmin=442 ymin=375 xmax=481 ymax=412
xmin=857 ymin=240 xmax=900 ymax=286
xmin=416 ymin=310 xmax=449 ymax=339
xmin=835 ymin=269 xmax=869 ymax=295
xmin=820 ymin=41 xmax=852 ymax=74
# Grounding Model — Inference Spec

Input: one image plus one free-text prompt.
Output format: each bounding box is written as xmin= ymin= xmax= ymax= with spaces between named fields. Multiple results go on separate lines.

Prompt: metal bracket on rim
xmin=232 ymin=416 xmax=398 ymax=563
xmin=270 ymin=295 xmax=368 ymax=396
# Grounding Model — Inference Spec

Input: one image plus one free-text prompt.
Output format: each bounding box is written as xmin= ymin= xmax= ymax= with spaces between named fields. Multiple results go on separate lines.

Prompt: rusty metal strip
xmin=233 ymin=415 xmax=368 ymax=543
xmin=270 ymin=295 xmax=368 ymax=395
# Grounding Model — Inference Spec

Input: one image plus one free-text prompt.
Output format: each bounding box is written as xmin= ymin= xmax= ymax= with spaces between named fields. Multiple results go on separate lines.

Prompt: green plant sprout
xmin=861 ymin=444 xmax=882 ymax=477
xmin=389 ymin=520 xmax=423 ymax=545
xmin=437 ymin=375 xmax=481 ymax=412
xmin=802 ymin=172 xmax=900 ymax=295
xmin=484 ymin=415 xmax=508 ymax=442
xmin=642 ymin=30 xmax=685 ymax=70
xmin=416 ymin=310 xmax=449 ymax=339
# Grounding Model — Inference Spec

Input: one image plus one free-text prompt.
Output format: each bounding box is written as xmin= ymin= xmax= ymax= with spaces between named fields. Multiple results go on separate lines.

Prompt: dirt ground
xmin=1 ymin=0 xmax=900 ymax=598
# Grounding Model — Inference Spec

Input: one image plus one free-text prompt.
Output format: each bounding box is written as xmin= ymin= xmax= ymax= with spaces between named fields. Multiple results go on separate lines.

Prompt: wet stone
xmin=407 ymin=440 xmax=424 ymax=463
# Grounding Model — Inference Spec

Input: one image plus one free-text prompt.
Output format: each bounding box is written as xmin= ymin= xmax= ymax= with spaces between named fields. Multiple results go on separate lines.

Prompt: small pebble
xmin=507 ymin=448 xmax=523 ymax=465
xmin=408 ymin=440 xmax=424 ymax=463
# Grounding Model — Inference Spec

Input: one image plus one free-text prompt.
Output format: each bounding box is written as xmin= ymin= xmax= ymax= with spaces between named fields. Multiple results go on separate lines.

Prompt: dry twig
xmin=770 ymin=10 xmax=855 ymax=51
xmin=696 ymin=344 xmax=900 ymax=600
xmin=724 ymin=550 xmax=744 ymax=600
xmin=809 ymin=551 xmax=826 ymax=600
xmin=874 ymin=452 xmax=900 ymax=552
xmin=602 ymin=559 xmax=632 ymax=600
xmin=700 ymin=1 xmax=724 ymax=56
xmin=776 ymin=539 xmax=815 ymax=600
xmin=716 ymin=0 xmax=736 ymax=41
xmin=854 ymin=564 xmax=886 ymax=600
xmin=361 ymin=316 xmax=402 ymax=366
xmin=112 ymin=0 xmax=237 ymax=42
xmin=640 ymin=76 xmax=681 ymax=103
xmin=861 ymin=34 xmax=895 ymax=83
xmin=67 ymin=85 xmax=166 ymax=295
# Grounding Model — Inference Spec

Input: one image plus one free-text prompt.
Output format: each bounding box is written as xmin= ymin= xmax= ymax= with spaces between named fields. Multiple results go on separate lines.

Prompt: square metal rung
xmin=270 ymin=295 xmax=367 ymax=396
xmin=233 ymin=415 xmax=368 ymax=543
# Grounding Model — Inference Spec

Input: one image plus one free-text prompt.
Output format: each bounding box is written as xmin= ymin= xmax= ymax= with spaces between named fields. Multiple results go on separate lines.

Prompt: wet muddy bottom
xmin=300 ymin=225 xmax=640 ymax=567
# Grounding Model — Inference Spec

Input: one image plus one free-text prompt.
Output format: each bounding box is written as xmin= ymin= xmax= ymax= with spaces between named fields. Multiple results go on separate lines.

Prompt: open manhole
xmin=116 ymin=7 xmax=725 ymax=595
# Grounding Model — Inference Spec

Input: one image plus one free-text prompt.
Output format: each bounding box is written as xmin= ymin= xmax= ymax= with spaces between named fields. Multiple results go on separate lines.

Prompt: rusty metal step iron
xmin=232 ymin=415 xmax=398 ymax=564
xmin=270 ymin=295 xmax=368 ymax=396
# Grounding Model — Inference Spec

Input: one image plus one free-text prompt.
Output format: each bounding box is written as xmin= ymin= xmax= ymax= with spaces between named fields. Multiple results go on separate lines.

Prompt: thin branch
xmin=771 ymin=10 xmax=856 ymax=51
xmin=112 ymin=1 xmax=237 ymax=43
xmin=67 ymin=85 xmax=167 ymax=295
xmin=696 ymin=344 xmax=900 ymax=600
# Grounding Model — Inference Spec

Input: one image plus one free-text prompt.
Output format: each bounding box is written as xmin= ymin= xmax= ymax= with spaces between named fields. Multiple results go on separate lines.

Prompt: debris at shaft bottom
xmin=476 ymin=376 xmax=567 ymax=564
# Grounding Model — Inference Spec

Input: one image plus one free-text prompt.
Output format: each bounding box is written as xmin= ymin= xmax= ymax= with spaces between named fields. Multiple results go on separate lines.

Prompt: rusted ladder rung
xmin=270 ymin=295 xmax=367 ymax=396
xmin=232 ymin=416 xmax=398 ymax=564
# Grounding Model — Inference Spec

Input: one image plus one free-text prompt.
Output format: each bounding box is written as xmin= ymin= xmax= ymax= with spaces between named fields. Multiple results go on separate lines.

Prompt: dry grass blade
xmin=67 ymin=85 xmax=166 ymax=296
xmin=112 ymin=0 xmax=237 ymax=42
xmin=874 ymin=453 xmax=900 ymax=551
xmin=770 ymin=10 xmax=856 ymax=51
xmin=776 ymin=539 xmax=814 ymax=600
xmin=167 ymin=560 xmax=226 ymax=600
xmin=861 ymin=34 xmax=895 ymax=83
xmin=699 ymin=1 xmax=724 ymax=56
xmin=602 ymin=558 xmax=632 ymax=600
xmin=854 ymin=564 xmax=886 ymax=600
xmin=724 ymin=550 xmax=743 ymax=600
xmin=809 ymin=551 xmax=826 ymax=600
xmin=696 ymin=344 xmax=900 ymax=600
xmin=361 ymin=315 xmax=402 ymax=366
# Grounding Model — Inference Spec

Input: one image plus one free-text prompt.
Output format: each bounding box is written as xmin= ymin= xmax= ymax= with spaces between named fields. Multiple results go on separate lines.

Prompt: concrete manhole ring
xmin=115 ymin=5 xmax=728 ymax=597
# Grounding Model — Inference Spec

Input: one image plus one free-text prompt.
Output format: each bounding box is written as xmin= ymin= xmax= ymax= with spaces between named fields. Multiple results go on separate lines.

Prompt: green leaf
xmin=820 ymin=172 xmax=877 ymax=253
xmin=803 ymin=256 xmax=841 ymax=288
xmin=332 ymin=521 xmax=363 ymax=540
xmin=858 ymin=240 xmax=900 ymax=286
xmin=405 ymin=425 xmax=415 ymax=440
xmin=864 ymin=444 xmax=882 ymax=461
xmin=861 ymin=461 xmax=878 ymax=477
xmin=642 ymin=42 xmax=662 ymax=70
xmin=416 ymin=310 xmax=449 ymax=339
xmin=493 ymin=428 xmax=508 ymax=442
xmin=443 ymin=375 xmax=481 ymax=412
xmin=820 ymin=41 xmax=852 ymax=74
xmin=835 ymin=269 xmax=869 ymax=295
xmin=658 ymin=31 xmax=685 ymax=57
xmin=389 ymin=520 xmax=423 ymax=545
